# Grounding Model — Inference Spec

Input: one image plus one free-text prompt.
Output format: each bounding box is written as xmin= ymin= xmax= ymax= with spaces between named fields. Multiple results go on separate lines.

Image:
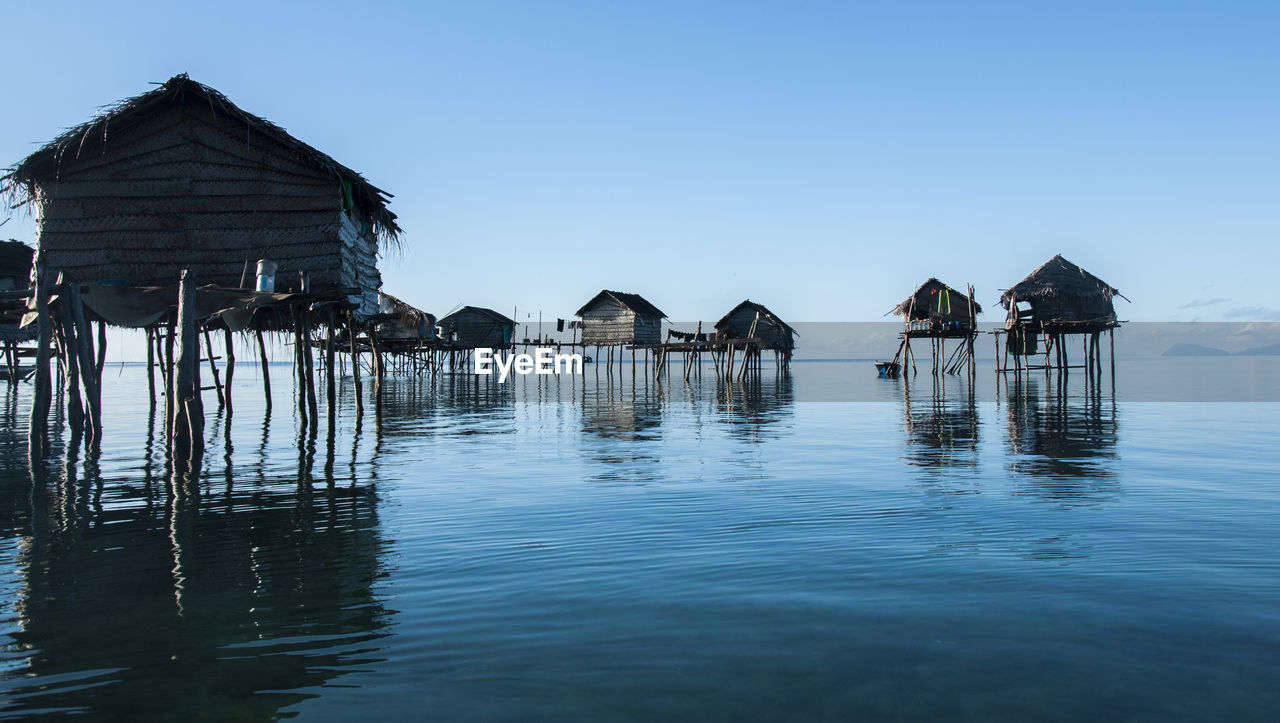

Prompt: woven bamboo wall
xmin=580 ymin=299 xmax=661 ymax=345
xmin=32 ymin=103 xmax=357 ymax=295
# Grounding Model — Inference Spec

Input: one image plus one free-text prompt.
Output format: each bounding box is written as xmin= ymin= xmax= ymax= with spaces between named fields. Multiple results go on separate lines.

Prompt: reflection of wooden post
xmin=28 ymin=252 xmax=52 ymax=459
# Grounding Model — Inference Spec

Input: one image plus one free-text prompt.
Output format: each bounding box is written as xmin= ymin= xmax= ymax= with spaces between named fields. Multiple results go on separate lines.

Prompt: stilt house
xmin=437 ymin=306 xmax=514 ymax=348
xmin=714 ymin=300 xmax=796 ymax=352
xmin=576 ymin=290 xmax=665 ymax=346
xmin=891 ymin=278 xmax=981 ymax=332
xmin=1000 ymin=255 xmax=1122 ymax=331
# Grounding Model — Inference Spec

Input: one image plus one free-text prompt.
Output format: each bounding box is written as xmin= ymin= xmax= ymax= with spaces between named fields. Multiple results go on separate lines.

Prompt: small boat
xmin=874 ymin=360 xmax=899 ymax=378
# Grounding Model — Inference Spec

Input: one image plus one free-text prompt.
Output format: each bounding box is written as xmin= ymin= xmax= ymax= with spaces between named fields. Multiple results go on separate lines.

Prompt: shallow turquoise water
xmin=0 ymin=362 xmax=1277 ymax=720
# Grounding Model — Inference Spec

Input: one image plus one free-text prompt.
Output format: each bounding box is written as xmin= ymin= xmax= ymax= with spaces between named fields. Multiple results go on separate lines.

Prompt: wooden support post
xmin=325 ymin=312 xmax=337 ymax=437
xmin=349 ymin=315 xmax=364 ymax=419
xmin=223 ymin=327 xmax=235 ymax=417
xmin=369 ymin=327 xmax=384 ymax=413
xmin=27 ymin=252 xmax=53 ymax=461
xmin=96 ymin=320 xmax=106 ymax=379
xmin=164 ymin=315 xmax=176 ymax=434
xmin=255 ymin=328 xmax=272 ymax=411
xmin=68 ymin=284 xmax=102 ymax=444
xmin=202 ymin=329 xmax=225 ymax=407
xmin=171 ymin=270 xmax=204 ymax=468
xmin=146 ymin=327 xmax=157 ymax=411
xmin=302 ymin=313 xmax=319 ymax=427
xmin=293 ymin=315 xmax=308 ymax=428
xmin=56 ymin=284 xmax=85 ymax=437
xmin=1109 ymin=328 xmax=1115 ymax=383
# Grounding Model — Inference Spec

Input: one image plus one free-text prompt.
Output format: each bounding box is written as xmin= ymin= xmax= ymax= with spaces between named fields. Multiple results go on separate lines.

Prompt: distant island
xmin=1163 ymin=342 xmax=1280 ymax=357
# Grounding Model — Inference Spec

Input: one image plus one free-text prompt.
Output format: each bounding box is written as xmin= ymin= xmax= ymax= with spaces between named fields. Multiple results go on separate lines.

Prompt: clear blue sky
xmin=3 ymin=1 xmax=1278 ymax=323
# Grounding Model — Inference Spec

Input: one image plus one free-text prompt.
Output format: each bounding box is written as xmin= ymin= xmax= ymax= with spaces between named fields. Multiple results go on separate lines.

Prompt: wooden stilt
xmin=27 ymin=252 xmax=53 ymax=462
xmin=146 ymin=327 xmax=157 ymax=411
xmin=255 ymin=328 xmax=272 ymax=411
xmin=223 ymin=327 xmax=235 ymax=417
xmin=56 ymin=283 xmax=85 ymax=437
xmin=171 ymin=270 xmax=204 ymax=469
xmin=68 ymin=284 xmax=102 ymax=444
xmin=202 ymin=329 xmax=224 ymax=407
xmin=326 ymin=311 xmax=337 ymax=437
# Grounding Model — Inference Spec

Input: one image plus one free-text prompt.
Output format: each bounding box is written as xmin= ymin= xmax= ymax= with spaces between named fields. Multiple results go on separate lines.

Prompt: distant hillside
xmin=1236 ymin=342 xmax=1280 ymax=356
xmin=1163 ymin=343 xmax=1229 ymax=357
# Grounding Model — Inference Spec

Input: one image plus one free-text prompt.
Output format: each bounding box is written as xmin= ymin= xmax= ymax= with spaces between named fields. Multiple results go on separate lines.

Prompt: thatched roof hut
xmin=1 ymin=74 xmax=400 ymax=319
xmin=437 ymin=306 xmax=514 ymax=348
xmin=999 ymin=255 xmax=1123 ymax=327
xmin=576 ymin=290 xmax=665 ymax=346
xmin=374 ymin=293 xmax=435 ymax=340
xmin=891 ymin=278 xmax=981 ymax=327
xmin=715 ymin=300 xmax=796 ymax=351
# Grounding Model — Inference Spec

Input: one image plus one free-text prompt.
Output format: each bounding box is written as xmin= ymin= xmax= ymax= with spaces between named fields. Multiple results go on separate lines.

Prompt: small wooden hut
xmin=436 ymin=306 xmax=514 ymax=348
xmin=880 ymin=279 xmax=980 ymax=378
xmin=996 ymin=255 xmax=1125 ymax=379
xmin=576 ymin=290 xmax=665 ymax=346
xmin=715 ymin=300 xmax=795 ymax=352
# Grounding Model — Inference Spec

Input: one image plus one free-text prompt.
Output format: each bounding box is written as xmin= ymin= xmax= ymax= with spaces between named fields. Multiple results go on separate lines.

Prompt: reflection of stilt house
xmin=880 ymin=278 xmax=980 ymax=377
xmin=1 ymin=240 xmax=36 ymax=379
xmin=2 ymin=74 xmax=403 ymax=454
xmin=995 ymin=255 xmax=1125 ymax=379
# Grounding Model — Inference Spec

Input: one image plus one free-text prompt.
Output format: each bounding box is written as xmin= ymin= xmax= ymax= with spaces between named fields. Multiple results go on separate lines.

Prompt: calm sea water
xmin=0 ymin=360 xmax=1277 ymax=720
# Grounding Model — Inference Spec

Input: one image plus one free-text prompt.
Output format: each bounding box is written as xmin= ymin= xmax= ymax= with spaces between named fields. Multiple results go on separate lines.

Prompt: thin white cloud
xmin=1227 ymin=306 xmax=1280 ymax=321
xmin=1177 ymin=297 xmax=1230 ymax=309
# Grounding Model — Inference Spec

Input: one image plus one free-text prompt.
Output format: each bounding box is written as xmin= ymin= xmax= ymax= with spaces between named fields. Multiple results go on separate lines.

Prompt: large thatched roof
xmin=999 ymin=255 xmax=1122 ymax=309
xmin=1 ymin=74 xmax=400 ymax=244
xmin=575 ymin=290 xmax=666 ymax=319
xmin=715 ymin=299 xmax=796 ymax=335
xmin=891 ymin=278 xmax=981 ymax=318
